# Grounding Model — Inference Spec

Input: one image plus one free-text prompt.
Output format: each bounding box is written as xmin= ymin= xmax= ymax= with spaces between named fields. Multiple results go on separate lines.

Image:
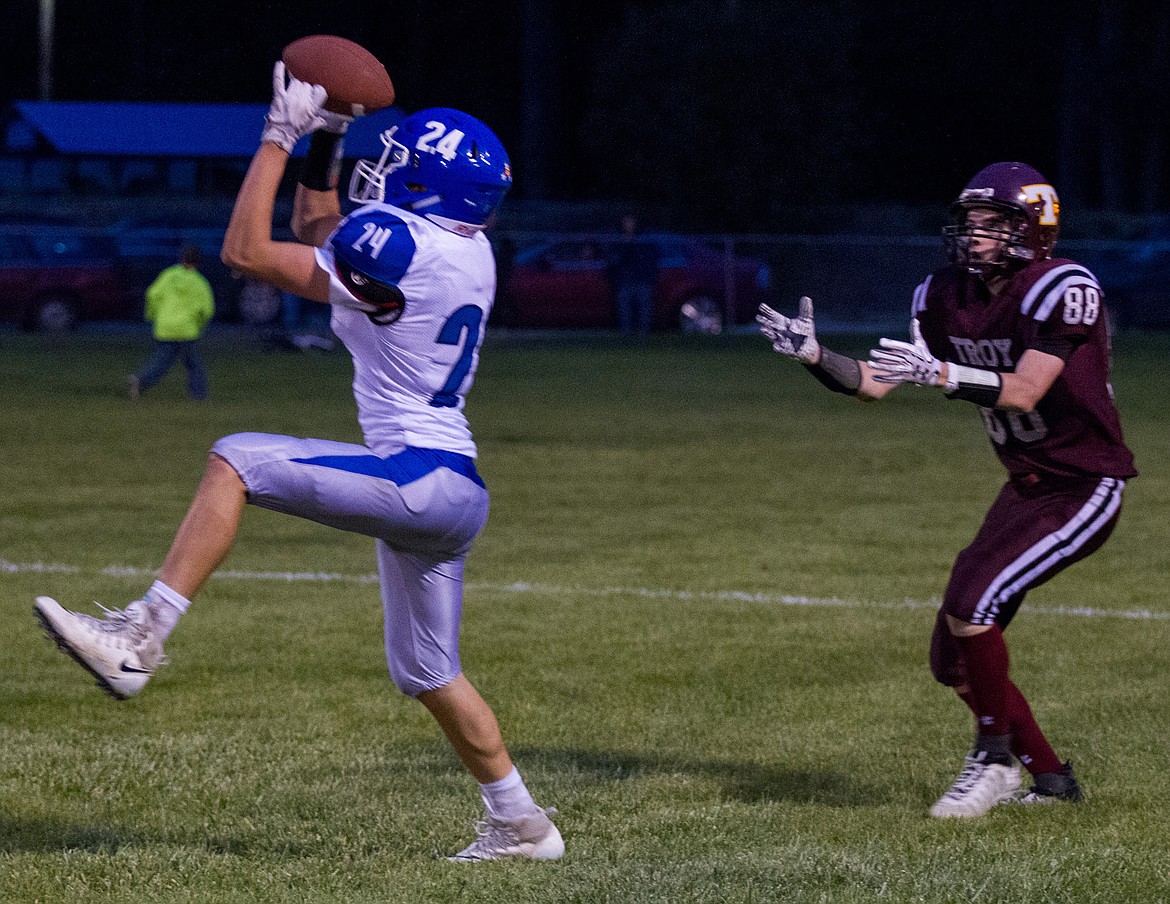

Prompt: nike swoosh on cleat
xmin=118 ymin=662 xmax=153 ymax=674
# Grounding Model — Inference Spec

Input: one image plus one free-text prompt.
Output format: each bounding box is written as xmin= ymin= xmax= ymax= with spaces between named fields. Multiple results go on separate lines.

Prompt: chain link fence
xmin=3 ymin=219 xmax=1166 ymax=332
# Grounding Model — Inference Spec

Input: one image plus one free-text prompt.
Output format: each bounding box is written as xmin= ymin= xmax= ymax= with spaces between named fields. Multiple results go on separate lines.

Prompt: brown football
xmin=282 ymin=35 xmax=395 ymax=116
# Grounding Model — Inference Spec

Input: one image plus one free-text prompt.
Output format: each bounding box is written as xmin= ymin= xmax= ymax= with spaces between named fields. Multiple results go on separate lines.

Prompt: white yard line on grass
xmin=3 ymin=557 xmax=1167 ymax=622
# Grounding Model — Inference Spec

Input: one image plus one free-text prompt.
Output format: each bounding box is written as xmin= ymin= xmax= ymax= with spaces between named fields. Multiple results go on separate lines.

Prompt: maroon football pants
xmin=930 ymin=474 xmax=1125 ymax=687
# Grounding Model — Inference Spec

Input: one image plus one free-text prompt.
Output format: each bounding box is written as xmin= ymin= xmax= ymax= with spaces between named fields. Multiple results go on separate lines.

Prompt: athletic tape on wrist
xmin=300 ymin=130 xmax=345 ymax=191
xmin=804 ymin=347 xmax=861 ymax=395
xmin=944 ymin=363 xmax=1003 ymax=406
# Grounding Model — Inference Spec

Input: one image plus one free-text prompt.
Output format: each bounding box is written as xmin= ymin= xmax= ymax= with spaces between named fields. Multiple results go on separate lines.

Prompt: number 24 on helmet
xmin=350 ymin=108 xmax=512 ymax=235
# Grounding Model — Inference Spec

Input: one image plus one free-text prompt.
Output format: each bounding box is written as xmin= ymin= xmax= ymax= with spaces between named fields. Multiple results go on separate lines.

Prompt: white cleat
xmin=930 ymin=752 xmax=1021 ymax=818
xmin=34 ymin=596 xmax=165 ymax=700
xmin=448 ymin=806 xmax=565 ymax=863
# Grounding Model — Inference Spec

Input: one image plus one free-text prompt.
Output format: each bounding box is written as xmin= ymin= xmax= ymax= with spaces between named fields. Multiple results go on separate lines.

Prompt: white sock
xmin=479 ymin=767 xmax=536 ymax=822
xmin=144 ymin=579 xmax=190 ymax=639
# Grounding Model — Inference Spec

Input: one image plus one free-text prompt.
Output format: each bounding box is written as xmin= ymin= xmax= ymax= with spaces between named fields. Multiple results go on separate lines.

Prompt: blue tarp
xmin=9 ymin=101 xmax=403 ymax=159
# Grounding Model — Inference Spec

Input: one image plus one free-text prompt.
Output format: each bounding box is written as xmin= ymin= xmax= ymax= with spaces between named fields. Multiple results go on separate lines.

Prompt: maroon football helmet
xmin=943 ymin=162 xmax=1060 ymax=275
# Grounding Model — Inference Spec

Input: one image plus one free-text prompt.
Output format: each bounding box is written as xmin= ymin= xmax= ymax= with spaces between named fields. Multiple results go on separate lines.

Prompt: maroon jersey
xmin=912 ymin=258 xmax=1137 ymax=480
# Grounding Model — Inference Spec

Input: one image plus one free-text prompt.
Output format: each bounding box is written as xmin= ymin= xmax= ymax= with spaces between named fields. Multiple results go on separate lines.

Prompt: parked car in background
xmin=495 ymin=233 xmax=772 ymax=333
xmin=113 ymin=215 xmax=242 ymax=320
xmin=0 ymin=226 xmax=133 ymax=331
xmin=112 ymin=215 xmax=296 ymax=324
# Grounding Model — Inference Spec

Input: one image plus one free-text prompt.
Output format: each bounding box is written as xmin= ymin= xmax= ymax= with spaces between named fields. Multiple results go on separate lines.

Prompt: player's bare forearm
xmin=866 ymin=340 xmax=1063 ymax=411
xmin=856 ymin=360 xmax=900 ymax=401
xmin=292 ymin=184 xmax=342 ymax=248
xmin=981 ymin=350 xmax=1064 ymax=413
xmin=222 ymin=143 xmax=331 ymax=302
xmin=222 ymin=142 xmax=286 ymax=273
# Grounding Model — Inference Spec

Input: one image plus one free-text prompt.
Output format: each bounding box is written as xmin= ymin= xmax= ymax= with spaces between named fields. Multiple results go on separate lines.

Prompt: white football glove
xmin=261 ymin=61 xmax=353 ymax=153
xmin=756 ymin=296 xmax=820 ymax=364
xmin=868 ymin=318 xmax=943 ymax=386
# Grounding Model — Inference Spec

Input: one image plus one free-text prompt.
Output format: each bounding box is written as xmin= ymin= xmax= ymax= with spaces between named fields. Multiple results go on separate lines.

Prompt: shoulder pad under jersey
xmin=330 ymin=208 xmax=417 ymax=286
xmin=1019 ymin=262 xmax=1100 ymax=322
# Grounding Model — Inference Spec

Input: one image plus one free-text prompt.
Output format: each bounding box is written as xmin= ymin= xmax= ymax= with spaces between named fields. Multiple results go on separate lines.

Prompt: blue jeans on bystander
xmin=136 ymin=340 xmax=208 ymax=400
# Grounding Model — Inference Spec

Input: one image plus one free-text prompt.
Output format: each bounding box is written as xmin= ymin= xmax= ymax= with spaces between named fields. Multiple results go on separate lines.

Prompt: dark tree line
xmin=1057 ymin=4 xmax=1170 ymax=213
xmin=2 ymin=1 xmax=1167 ymax=228
xmin=576 ymin=0 xmax=868 ymax=228
xmin=555 ymin=1 xmax=1170 ymax=227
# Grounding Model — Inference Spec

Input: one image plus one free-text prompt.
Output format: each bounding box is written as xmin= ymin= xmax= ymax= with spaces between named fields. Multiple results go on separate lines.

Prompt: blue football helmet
xmin=349 ymin=107 xmax=512 ymax=233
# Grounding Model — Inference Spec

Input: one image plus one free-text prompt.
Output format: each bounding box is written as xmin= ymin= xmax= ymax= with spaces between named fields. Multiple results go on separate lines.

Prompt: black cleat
xmin=1013 ymin=761 xmax=1084 ymax=804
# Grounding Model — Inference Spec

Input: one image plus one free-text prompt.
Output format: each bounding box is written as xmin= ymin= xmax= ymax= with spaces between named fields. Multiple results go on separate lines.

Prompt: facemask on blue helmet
xmin=350 ymin=107 xmax=512 ymax=235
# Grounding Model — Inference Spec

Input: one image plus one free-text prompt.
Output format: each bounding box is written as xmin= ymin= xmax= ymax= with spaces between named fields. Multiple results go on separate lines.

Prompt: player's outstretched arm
xmin=757 ymin=297 xmax=895 ymax=400
xmin=291 ymin=104 xmax=352 ymax=247
xmin=867 ymin=320 xmax=1064 ymax=411
xmin=292 ymin=160 xmax=344 ymax=248
xmin=222 ymin=62 xmax=341 ymax=301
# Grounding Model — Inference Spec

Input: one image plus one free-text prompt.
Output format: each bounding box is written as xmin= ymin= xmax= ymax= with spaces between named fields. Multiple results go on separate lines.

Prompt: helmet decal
xmin=414 ymin=121 xmax=466 ymax=159
xmin=1022 ymin=183 xmax=1059 ymax=226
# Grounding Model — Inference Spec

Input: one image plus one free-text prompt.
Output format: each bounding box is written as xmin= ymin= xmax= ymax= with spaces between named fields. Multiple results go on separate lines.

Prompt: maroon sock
xmin=1005 ymin=681 xmax=1063 ymax=775
xmin=955 ymin=673 xmax=1064 ymax=775
xmin=954 ymin=625 xmax=1011 ymax=738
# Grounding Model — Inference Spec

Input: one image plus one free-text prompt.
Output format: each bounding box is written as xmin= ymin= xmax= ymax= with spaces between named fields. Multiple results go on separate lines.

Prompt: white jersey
xmin=314 ymin=204 xmax=495 ymax=458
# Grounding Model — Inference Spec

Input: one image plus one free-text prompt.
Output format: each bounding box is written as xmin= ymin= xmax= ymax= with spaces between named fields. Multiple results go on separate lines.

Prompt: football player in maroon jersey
xmin=758 ymin=162 xmax=1136 ymax=818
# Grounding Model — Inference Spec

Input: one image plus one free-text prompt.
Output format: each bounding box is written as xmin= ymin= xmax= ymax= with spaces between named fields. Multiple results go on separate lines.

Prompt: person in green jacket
xmin=129 ymin=246 xmax=215 ymax=400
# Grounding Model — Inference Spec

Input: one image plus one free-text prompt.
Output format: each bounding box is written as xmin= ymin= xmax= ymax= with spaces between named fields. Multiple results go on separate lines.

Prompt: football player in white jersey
xmin=34 ymin=62 xmax=563 ymax=863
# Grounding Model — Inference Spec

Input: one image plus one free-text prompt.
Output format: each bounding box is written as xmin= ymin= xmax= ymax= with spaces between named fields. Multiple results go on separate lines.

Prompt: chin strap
xmin=424 ymin=212 xmax=486 ymax=236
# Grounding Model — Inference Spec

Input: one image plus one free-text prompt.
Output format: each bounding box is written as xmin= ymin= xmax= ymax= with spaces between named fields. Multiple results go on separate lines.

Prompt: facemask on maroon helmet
xmin=942 ymin=162 xmax=1060 ymax=275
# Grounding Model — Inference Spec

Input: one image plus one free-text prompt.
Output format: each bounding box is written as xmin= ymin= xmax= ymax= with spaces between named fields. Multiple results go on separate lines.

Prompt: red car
xmin=495 ymin=234 xmax=772 ymax=333
xmin=0 ymin=228 xmax=133 ymax=331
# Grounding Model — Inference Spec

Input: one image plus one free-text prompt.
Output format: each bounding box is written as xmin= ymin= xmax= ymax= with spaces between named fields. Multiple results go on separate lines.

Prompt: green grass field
xmin=2 ymin=327 xmax=1168 ymax=903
